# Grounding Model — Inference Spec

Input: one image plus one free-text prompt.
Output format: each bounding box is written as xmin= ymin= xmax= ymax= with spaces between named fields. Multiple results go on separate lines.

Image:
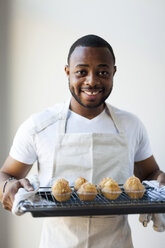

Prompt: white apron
xmin=39 ymin=102 xmax=134 ymax=248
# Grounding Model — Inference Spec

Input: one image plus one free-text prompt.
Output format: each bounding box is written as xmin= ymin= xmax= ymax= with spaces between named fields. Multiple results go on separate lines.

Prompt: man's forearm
xmin=144 ymin=169 xmax=163 ymax=180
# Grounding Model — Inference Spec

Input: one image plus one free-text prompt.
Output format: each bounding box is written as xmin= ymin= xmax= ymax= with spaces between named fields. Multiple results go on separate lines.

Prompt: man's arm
xmin=0 ymin=156 xmax=33 ymax=211
xmin=134 ymin=155 xmax=165 ymax=185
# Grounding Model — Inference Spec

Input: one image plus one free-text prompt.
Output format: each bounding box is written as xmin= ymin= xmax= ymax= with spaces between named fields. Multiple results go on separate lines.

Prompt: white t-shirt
xmin=10 ymin=102 xmax=152 ymax=186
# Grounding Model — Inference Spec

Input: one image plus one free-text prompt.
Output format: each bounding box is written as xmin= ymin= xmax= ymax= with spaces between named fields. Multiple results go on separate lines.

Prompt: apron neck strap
xmin=105 ymin=104 xmax=124 ymax=134
xmin=57 ymin=99 xmax=70 ymax=133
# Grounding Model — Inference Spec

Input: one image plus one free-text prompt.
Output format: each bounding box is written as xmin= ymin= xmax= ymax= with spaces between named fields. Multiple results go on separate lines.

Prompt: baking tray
xmin=18 ymin=185 xmax=165 ymax=217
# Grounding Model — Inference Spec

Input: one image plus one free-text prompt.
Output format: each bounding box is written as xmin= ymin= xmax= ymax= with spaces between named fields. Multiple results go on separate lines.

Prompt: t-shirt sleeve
xmin=9 ymin=117 xmax=37 ymax=164
xmin=134 ymin=119 xmax=152 ymax=162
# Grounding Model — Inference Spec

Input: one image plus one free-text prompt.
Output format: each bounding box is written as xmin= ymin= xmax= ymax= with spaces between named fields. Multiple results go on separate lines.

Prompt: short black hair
xmin=67 ymin=34 xmax=116 ymax=65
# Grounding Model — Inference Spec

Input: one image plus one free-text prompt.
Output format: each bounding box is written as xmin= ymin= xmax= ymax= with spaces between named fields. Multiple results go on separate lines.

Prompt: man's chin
xmin=74 ymin=98 xmax=104 ymax=109
xmin=81 ymin=102 xmax=103 ymax=109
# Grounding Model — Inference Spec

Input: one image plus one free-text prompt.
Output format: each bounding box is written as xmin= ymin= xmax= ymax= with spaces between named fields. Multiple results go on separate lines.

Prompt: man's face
xmin=65 ymin=46 xmax=116 ymax=110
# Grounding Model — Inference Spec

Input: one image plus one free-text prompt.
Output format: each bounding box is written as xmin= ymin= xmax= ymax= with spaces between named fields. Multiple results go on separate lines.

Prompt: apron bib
xmin=39 ymin=102 xmax=134 ymax=248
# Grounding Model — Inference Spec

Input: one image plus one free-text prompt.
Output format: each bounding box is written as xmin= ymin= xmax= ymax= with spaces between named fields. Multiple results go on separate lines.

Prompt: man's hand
xmin=157 ymin=172 xmax=165 ymax=186
xmin=2 ymin=178 xmax=33 ymax=211
xmin=0 ymin=156 xmax=33 ymax=211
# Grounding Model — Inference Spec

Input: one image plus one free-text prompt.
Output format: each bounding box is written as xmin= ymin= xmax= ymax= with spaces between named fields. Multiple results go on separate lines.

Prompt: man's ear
xmin=65 ymin=65 xmax=70 ymax=78
xmin=113 ymin=66 xmax=117 ymax=76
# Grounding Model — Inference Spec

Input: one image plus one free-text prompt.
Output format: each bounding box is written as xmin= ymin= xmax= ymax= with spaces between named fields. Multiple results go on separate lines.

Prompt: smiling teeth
xmin=84 ymin=91 xmax=99 ymax=95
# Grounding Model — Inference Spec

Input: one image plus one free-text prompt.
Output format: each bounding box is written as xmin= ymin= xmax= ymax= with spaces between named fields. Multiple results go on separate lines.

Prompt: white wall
xmin=0 ymin=0 xmax=165 ymax=247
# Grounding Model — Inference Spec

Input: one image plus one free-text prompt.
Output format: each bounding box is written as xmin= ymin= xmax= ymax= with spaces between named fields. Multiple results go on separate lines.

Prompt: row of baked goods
xmin=51 ymin=176 xmax=146 ymax=202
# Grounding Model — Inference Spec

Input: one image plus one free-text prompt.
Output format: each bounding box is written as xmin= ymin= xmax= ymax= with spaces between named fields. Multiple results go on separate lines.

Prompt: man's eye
xmin=98 ymin=71 xmax=109 ymax=77
xmin=76 ymin=70 xmax=87 ymax=76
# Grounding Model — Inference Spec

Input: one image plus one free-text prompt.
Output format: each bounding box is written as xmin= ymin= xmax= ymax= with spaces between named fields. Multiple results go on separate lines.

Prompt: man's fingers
xmin=2 ymin=194 xmax=13 ymax=211
xmin=19 ymin=178 xmax=34 ymax=191
xmin=3 ymin=204 xmax=11 ymax=211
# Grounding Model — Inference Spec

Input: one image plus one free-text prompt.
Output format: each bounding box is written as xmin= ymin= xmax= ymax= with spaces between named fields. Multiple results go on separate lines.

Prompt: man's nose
xmin=85 ymin=73 xmax=98 ymax=87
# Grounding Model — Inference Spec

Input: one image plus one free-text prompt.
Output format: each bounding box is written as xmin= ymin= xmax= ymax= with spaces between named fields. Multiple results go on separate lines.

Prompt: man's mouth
xmin=81 ymin=89 xmax=103 ymax=96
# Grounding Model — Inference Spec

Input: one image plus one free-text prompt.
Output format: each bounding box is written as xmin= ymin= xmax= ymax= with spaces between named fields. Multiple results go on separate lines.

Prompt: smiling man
xmin=0 ymin=34 xmax=165 ymax=248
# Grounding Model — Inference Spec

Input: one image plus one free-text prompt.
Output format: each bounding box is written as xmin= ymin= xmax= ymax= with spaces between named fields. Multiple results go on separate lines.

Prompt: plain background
xmin=0 ymin=0 xmax=165 ymax=247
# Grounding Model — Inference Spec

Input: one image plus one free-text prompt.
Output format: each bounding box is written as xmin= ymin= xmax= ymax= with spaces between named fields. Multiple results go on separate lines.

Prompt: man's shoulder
xmin=106 ymin=103 xmax=141 ymax=125
xmin=20 ymin=102 xmax=66 ymax=134
xmin=32 ymin=102 xmax=65 ymax=120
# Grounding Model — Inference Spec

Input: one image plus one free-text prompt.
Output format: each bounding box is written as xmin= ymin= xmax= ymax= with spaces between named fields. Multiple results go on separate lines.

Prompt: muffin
xmin=74 ymin=177 xmax=88 ymax=191
xmin=77 ymin=182 xmax=97 ymax=201
xmin=97 ymin=177 xmax=112 ymax=192
xmin=102 ymin=179 xmax=122 ymax=200
xmin=124 ymin=176 xmax=146 ymax=199
xmin=52 ymin=180 xmax=72 ymax=202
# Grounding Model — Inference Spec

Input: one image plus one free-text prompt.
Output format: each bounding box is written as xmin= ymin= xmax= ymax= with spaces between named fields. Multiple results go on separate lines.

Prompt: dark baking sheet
xmin=19 ymin=185 xmax=165 ymax=217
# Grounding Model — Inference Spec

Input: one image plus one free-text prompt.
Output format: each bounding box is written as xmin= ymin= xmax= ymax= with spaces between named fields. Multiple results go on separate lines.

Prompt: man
xmin=0 ymin=34 xmax=165 ymax=248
